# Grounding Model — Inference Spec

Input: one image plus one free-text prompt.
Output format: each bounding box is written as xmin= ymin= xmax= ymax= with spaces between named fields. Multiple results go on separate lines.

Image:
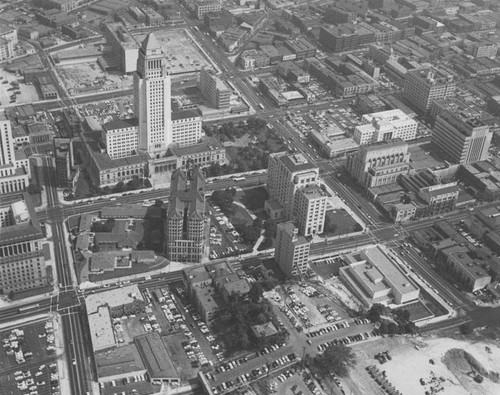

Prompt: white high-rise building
xmin=134 ymin=33 xmax=172 ymax=158
xmin=295 ymin=185 xmax=327 ymax=237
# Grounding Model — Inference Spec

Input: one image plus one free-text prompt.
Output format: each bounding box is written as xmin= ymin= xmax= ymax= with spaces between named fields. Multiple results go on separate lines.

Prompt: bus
xmin=258 ymin=103 xmax=265 ymax=110
xmin=19 ymin=304 xmax=40 ymax=313
xmin=232 ymin=176 xmax=246 ymax=182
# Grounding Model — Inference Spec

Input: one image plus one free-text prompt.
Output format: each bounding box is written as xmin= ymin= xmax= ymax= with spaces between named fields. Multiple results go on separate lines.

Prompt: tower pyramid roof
xmin=141 ymin=32 xmax=161 ymax=53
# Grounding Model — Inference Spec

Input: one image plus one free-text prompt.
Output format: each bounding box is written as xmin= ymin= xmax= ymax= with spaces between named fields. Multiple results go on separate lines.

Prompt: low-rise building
xmin=339 ymin=245 xmax=420 ymax=307
xmin=434 ymin=242 xmax=491 ymax=292
xmin=168 ymin=137 xmax=226 ymax=169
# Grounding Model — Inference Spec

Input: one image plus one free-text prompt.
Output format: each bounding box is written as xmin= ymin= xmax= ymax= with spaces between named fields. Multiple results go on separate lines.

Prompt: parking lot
xmin=0 ymin=320 xmax=59 ymax=395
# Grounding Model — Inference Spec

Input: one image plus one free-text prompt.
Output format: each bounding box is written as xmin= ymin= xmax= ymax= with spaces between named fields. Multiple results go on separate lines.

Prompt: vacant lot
xmin=345 ymin=336 xmax=500 ymax=395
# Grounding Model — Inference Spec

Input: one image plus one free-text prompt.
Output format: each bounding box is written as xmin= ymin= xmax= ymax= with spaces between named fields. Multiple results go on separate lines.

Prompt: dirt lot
xmin=0 ymin=69 xmax=40 ymax=106
xmin=135 ymin=29 xmax=211 ymax=75
xmin=344 ymin=336 xmax=500 ymax=395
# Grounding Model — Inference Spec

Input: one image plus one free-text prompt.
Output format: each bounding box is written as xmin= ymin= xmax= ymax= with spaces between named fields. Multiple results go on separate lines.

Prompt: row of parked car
xmin=317 ymin=329 xmax=380 ymax=352
xmin=306 ymin=321 xmax=350 ymax=338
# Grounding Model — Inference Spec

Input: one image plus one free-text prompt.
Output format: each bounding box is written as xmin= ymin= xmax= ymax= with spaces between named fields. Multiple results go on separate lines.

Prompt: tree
xmin=248 ymin=282 xmax=263 ymax=302
xmin=312 ymin=343 xmax=357 ymax=378
xmin=26 ymin=184 xmax=43 ymax=194
xmin=144 ymin=179 xmax=152 ymax=188
xmin=113 ymin=181 xmax=125 ymax=193
xmin=366 ymin=303 xmax=388 ymax=322
xmin=8 ymin=291 xmax=15 ymax=300
xmin=212 ymin=189 xmax=234 ymax=212
xmin=460 ymin=322 xmax=474 ymax=335
xmin=154 ymin=199 xmax=164 ymax=208
xmin=241 ymin=226 xmax=261 ymax=244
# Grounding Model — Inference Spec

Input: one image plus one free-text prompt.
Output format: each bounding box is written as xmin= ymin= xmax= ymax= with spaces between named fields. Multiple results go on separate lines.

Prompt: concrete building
xmin=346 ymin=139 xmax=411 ymax=188
xmin=195 ymin=1 xmax=221 ymax=20
xmin=102 ymin=118 xmax=139 ymax=160
xmin=266 ymin=152 xmax=319 ymax=221
xmin=171 ymin=109 xmax=203 ymax=147
xmin=53 ymin=138 xmax=75 ymax=189
xmin=435 ymin=243 xmax=491 ymax=292
xmin=353 ymin=109 xmax=418 ymax=145
xmin=0 ymin=37 xmax=13 ymax=61
xmin=0 ymin=193 xmax=47 ymax=294
xmin=166 ymin=169 xmax=208 ymax=263
xmin=86 ymin=285 xmax=146 ymax=352
xmin=403 ymin=67 xmax=456 ymax=113
xmin=103 ymin=23 xmax=140 ymax=74
xmin=168 ymin=137 xmax=226 ymax=169
xmin=275 ymin=222 xmax=310 ymax=277
xmin=0 ymin=111 xmax=30 ymax=194
xmin=432 ymin=109 xmax=492 ymax=164
xmin=199 ymin=69 xmax=231 ymax=110
xmin=134 ymin=333 xmax=180 ymax=385
xmin=133 ymin=33 xmax=172 ymax=157
xmin=295 ymin=185 xmax=327 ymax=237
xmin=339 ymin=245 xmax=420 ymax=307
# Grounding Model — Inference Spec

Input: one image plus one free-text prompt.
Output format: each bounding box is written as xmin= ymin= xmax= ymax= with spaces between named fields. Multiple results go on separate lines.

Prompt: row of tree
xmin=366 ymin=303 xmax=418 ymax=335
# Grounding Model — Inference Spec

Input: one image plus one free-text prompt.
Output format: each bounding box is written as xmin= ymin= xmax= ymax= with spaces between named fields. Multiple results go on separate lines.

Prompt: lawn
xmin=228 ymin=203 xmax=255 ymax=227
xmin=323 ymin=209 xmax=361 ymax=237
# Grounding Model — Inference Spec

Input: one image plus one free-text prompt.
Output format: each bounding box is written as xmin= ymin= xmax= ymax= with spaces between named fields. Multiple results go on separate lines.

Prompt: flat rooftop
xmin=95 ymin=344 xmax=146 ymax=379
xmin=88 ymin=305 xmax=115 ymax=352
xmin=135 ymin=332 xmax=179 ymax=379
xmin=85 ymin=285 xmax=143 ymax=314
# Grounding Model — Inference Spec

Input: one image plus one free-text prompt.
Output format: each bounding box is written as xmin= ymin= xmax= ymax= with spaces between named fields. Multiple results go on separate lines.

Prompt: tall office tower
xmin=432 ymin=109 xmax=492 ymax=164
xmin=275 ymin=221 xmax=310 ymax=277
xmin=346 ymin=139 xmax=411 ymax=188
xmin=266 ymin=152 xmax=320 ymax=221
xmin=0 ymin=111 xmax=15 ymax=166
xmin=134 ymin=32 xmax=172 ymax=158
xmin=199 ymin=68 xmax=231 ymax=109
xmin=353 ymin=109 xmax=418 ymax=145
xmin=166 ymin=169 xmax=208 ymax=263
xmin=403 ymin=67 xmax=456 ymax=113
xmin=295 ymin=185 xmax=327 ymax=237
xmin=0 ymin=111 xmax=29 ymax=194
xmin=0 ymin=193 xmax=47 ymax=294
xmin=53 ymin=138 xmax=75 ymax=189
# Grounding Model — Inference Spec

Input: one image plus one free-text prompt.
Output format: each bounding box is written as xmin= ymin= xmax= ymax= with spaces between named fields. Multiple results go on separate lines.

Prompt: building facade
xmin=171 ymin=109 xmax=203 ymax=147
xmin=295 ymin=185 xmax=327 ymax=237
xmin=102 ymin=119 xmax=139 ymax=160
xmin=166 ymin=169 xmax=208 ymax=263
xmin=346 ymin=139 xmax=410 ymax=188
xmin=353 ymin=109 xmax=418 ymax=145
xmin=275 ymin=222 xmax=310 ymax=277
xmin=133 ymin=33 xmax=172 ymax=158
xmin=53 ymin=137 xmax=75 ymax=189
xmin=0 ymin=194 xmax=47 ymax=294
xmin=432 ymin=109 xmax=492 ymax=164
xmin=266 ymin=152 xmax=320 ymax=221
xmin=199 ymin=69 xmax=231 ymax=110
xmin=403 ymin=67 xmax=456 ymax=113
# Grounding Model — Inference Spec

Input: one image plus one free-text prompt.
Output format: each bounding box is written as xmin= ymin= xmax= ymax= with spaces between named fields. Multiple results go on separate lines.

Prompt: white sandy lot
xmin=349 ymin=336 xmax=500 ymax=395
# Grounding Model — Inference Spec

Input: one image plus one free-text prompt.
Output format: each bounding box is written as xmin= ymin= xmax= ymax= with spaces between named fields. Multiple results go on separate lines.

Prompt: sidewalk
xmin=51 ymin=312 xmax=72 ymax=395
